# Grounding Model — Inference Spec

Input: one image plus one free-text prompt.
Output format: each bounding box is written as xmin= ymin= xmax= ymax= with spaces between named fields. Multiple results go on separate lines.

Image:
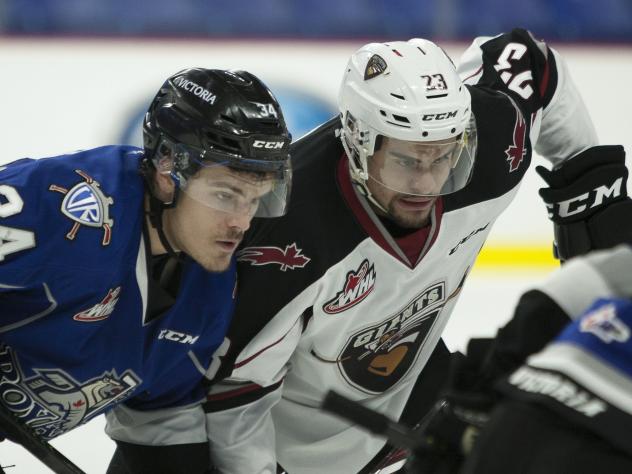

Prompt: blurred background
xmin=2 ymin=0 xmax=631 ymax=41
xmin=0 ymin=2 xmax=631 ymax=472
xmin=0 ymin=0 xmax=630 ymax=261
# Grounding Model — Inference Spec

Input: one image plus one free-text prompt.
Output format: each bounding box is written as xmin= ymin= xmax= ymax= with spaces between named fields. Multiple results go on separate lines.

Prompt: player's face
xmin=162 ymin=166 xmax=273 ymax=272
xmin=366 ymin=137 xmax=454 ymax=228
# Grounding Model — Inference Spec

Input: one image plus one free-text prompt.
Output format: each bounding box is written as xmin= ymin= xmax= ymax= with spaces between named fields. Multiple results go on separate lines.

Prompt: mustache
xmin=219 ymin=229 xmax=245 ymax=241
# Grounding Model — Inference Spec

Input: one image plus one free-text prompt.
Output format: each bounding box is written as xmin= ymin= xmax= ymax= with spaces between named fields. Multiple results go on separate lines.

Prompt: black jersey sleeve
xmin=458 ymin=28 xmax=598 ymax=165
xmin=459 ymin=28 xmax=556 ymax=116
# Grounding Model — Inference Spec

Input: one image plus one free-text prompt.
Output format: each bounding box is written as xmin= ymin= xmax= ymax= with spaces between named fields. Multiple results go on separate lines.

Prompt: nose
xmin=406 ymin=168 xmax=438 ymax=195
xmin=225 ymin=210 xmax=252 ymax=232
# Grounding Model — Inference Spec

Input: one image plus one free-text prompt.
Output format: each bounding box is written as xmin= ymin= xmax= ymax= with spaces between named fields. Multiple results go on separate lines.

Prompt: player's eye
xmin=214 ymin=191 xmax=237 ymax=202
xmin=394 ymin=156 xmax=416 ymax=168
xmin=432 ymin=154 xmax=450 ymax=166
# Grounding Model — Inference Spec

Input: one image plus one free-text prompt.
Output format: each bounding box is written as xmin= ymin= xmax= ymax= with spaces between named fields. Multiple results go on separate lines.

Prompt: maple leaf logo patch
xmin=237 ymin=243 xmax=311 ymax=272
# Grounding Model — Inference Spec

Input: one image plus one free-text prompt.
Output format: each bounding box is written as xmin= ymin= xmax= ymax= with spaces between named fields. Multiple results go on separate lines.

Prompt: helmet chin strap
xmin=352 ymin=176 xmax=390 ymax=215
xmin=340 ymin=127 xmax=391 ymax=216
xmin=147 ymin=189 xmax=183 ymax=261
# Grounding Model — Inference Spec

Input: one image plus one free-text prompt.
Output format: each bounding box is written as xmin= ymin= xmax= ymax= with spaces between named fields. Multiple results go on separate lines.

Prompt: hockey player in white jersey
xmin=321 ymin=246 xmax=632 ymax=474
xmin=199 ymin=29 xmax=629 ymax=473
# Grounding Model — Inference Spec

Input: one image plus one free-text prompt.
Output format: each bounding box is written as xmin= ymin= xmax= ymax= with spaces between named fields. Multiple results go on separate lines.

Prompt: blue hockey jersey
xmin=0 ymin=146 xmax=235 ymax=440
xmin=503 ymin=296 xmax=632 ymax=456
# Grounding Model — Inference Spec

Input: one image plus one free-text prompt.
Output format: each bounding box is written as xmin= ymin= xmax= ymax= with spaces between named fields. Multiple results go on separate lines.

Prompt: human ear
xmin=153 ymin=171 xmax=176 ymax=204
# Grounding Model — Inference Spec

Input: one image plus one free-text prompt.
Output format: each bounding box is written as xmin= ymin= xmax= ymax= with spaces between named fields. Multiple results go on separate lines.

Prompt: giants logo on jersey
xmin=237 ymin=243 xmax=310 ymax=271
xmin=337 ymin=282 xmax=444 ymax=394
xmin=323 ymin=259 xmax=376 ymax=314
xmin=49 ymin=169 xmax=114 ymax=245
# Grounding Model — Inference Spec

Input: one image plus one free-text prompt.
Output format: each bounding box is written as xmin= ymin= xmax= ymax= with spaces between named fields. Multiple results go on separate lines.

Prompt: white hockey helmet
xmin=338 ymin=39 xmax=477 ymax=199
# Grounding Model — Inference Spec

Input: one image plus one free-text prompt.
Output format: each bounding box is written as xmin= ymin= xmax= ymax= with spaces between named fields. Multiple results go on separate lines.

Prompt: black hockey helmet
xmin=143 ymin=68 xmax=292 ymax=217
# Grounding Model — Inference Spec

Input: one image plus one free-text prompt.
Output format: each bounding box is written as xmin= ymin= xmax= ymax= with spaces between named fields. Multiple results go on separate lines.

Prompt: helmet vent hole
xmin=422 ymin=131 xmax=429 ymax=137
xmin=417 ymin=46 xmax=426 ymax=55
xmin=427 ymin=93 xmax=448 ymax=99
xmin=390 ymin=93 xmax=405 ymax=100
xmin=224 ymin=71 xmax=250 ymax=86
xmin=451 ymin=128 xmax=456 ymax=133
xmin=392 ymin=114 xmax=410 ymax=123
xmin=220 ymin=114 xmax=237 ymax=124
xmin=385 ymin=120 xmax=411 ymax=129
xmin=255 ymin=120 xmax=283 ymax=131
xmin=392 ymin=49 xmax=403 ymax=57
xmin=379 ymin=110 xmax=387 ymax=116
xmin=222 ymin=138 xmax=240 ymax=151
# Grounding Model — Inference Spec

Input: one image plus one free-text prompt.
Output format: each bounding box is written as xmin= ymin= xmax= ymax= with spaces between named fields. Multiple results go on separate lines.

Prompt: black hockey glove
xmin=537 ymin=145 xmax=632 ymax=261
xmin=404 ymin=397 xmax=491 ymax=474
xmin=403 ymin=346 xmax=500 ymax=474
xmin=461 ymin=399 xmax=632 ymax=474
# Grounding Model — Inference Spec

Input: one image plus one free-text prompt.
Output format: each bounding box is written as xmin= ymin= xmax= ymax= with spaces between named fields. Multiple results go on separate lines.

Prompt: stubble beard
xmin=198 ymin=254 xmax=232 ymax=273
xmin=386 ymin=199 xmax=433 ymax=229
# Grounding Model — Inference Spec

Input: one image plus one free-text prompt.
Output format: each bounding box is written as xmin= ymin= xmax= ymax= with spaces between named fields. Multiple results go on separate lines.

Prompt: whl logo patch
xmin=323 ymin=259 xmax=376 ymax=314
xmin=237 ymin=243 xmax=310 ymax=271
xmin=74 ymin=287 xmax=121 ymax=322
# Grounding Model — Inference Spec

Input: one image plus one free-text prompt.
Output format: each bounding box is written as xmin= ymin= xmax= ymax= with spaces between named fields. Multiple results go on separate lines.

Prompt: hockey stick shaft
xmin=322 ymin=391 xmax=449 ymax=473
xmin=322 ymin=391 xmax=429 ymax=451
xmin=0 ymin=402 xmax=85 ymax=474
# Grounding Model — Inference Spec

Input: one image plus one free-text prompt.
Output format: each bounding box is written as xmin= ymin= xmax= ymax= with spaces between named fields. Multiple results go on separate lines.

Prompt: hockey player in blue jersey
xmin=459 ymin=244 xmax=632 ymax=473
xmin=0 ymin=67 xmax=291 ymax=473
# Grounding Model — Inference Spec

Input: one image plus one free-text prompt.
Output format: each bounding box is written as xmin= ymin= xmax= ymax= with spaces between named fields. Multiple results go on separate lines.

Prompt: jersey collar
xmin=336 ymin=154 xmax=443 ymax=268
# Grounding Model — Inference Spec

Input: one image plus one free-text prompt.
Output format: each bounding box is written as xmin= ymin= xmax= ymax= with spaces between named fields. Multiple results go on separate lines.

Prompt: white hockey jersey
xmin=204 ymin=29 xmax=598 ymax=474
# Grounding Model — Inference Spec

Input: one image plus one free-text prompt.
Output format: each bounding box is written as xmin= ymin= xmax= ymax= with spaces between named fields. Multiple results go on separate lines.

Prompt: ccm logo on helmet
xmin=422 ymin=110 xmax=458 ymax=121
xmin=173 ymin=76 xmax=217 ymax=104
xmin=253 ymin=140 xmax=285 ymax=149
